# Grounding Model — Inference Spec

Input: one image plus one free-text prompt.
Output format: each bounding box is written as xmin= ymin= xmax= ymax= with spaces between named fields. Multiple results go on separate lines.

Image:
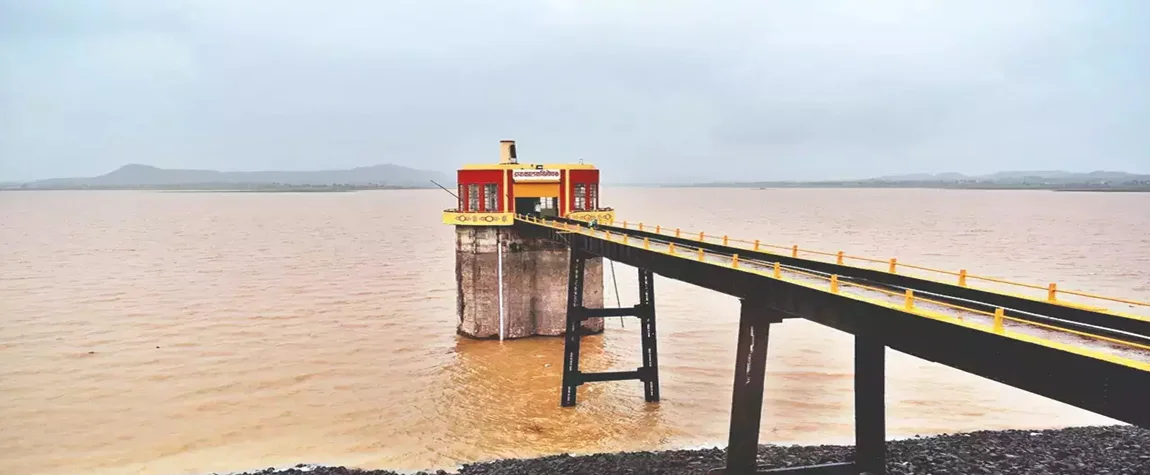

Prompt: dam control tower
xmin=442 ymin=140 xmax=615 ymax=339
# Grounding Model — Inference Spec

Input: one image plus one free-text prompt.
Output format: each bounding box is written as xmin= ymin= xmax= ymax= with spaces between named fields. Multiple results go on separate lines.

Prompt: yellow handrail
xmin=516 ymin=214 xmax=1150 ymax=316
xmin=516 ymin=215 xmax=1150 ymax=365
xmin=585 ymin=216 xmax=1150 ymax=313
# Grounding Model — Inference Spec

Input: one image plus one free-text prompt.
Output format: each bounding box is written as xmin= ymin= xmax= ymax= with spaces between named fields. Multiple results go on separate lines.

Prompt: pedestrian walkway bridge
xmin=512 ymin=214 xmax=1150 ymax=475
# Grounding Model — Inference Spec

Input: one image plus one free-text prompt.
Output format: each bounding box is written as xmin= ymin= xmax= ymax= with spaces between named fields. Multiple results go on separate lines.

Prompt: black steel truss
xmin=518 ymin=219 xmax=1150 ymax=475
xmin=561 ymin=245 xmax=660 ymax=407
xmin=550 ymin=217 xmax=1150 ymax=342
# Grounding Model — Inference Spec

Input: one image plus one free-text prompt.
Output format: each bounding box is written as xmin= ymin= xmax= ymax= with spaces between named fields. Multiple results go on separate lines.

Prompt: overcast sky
xmin=1 ymin=0 xmax=1147 ymax=183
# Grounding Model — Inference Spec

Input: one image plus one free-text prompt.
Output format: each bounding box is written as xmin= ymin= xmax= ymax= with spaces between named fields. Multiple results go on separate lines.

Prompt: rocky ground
xmin=234 ymin=425 xmax=1149 ymax=475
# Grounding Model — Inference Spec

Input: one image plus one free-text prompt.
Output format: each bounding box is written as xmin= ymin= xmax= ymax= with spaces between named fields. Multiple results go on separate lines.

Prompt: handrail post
xmin=639 ymin=223 xmax=644 ymax=231
xmin=830 ymin=275 xmax=839 ymax=293
xmin=676 ymin=228 xmax=681 ymax=238
xmin=655 ymin=225 xmax=661 ymax=234
xmin=723 ymin=235 xmax=729 ymax=246
xmin=904 ymin=289 xmax=914 ymax=310
xmin=773 ymin=262 xmax=781 ymax=278
xmin=1047 ymin=283 xmax=1057 ymax=302
xmin=792 ymin=245 xmax=798 ymax=258
xmin=623 ymin=234 xmax=629 ymax=245
xmin=753 ymin=239 xmax=760 ymax=251
xmin=732 ymin=254 xmax=739 ymax=268
xmin=993 ymin=308 xmax=1005 ymax=333
xmin=698 ymin=248 xmax=705 ymax=261
xmin=643 ymin=238 xmax=650 ymax=250
xmin=669 ymin=242 xmax=676 ymax=255
xmin=836 ymin=251 xmax=844 ymax=265
xmin=623 ymin=221 xmax=628 ymax=228
xmin=889 ymin=258 xmax=897 ymax=274
xmin=699 ymin=231 xmax=706 ymax=242
xmin=958 ymin=269 xmax=967 ymax=287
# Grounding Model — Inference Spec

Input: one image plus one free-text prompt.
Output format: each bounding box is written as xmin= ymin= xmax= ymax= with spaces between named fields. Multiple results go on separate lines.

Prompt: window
xmin=468 ymin=184 xmax=479 ymax=211
xmin=458 ymin=184 xmax=464 ymax=210
xmin=483 ymin=183 xmax=498 ymax=212
xmin=574 ymin=184 xmax=586 ymax=211
xmin=588 ymin=184 xmax=598 ymax=210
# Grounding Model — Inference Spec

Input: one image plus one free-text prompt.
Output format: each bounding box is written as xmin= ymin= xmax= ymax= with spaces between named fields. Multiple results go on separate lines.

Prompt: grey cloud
xmin=1 ymin=0 xmax=1147 ymax=183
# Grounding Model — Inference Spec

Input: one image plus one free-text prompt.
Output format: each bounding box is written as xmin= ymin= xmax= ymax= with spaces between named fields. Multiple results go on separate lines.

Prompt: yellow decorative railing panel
xmin=442 ymin=211 xmax=515 ymax=226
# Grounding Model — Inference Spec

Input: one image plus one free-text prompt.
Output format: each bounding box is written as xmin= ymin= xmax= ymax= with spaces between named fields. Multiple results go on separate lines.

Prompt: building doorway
xmin=516 ymin=196 xmax=558 ymax=218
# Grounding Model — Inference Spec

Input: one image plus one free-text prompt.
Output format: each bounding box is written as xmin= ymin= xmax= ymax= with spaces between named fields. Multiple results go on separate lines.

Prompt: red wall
xmin=566 ymin=169 xmax=600 ymax=213
xmin=456 ymin=168 xmax=598 ymax=214
xmin=457 ymin=169 xmax=505 ymax=212
xmin=559 ymin=170 xmax=566 ymax=216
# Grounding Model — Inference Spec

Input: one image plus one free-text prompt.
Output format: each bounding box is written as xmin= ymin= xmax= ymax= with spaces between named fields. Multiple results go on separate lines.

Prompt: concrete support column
xmin=455 ymin=226 xmax=603 ymax=339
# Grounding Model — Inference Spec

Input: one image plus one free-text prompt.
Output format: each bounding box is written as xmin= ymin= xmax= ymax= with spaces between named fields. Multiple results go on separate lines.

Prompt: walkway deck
xmin=513 ymin=214 xmax=1150 ymax=474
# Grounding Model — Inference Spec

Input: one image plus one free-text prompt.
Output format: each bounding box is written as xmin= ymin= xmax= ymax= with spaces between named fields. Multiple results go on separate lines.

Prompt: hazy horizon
xmin=2 ymin=1 xmax=1149 ymax=182
xmin=4 ymin=162 xmax=1149 ymax=187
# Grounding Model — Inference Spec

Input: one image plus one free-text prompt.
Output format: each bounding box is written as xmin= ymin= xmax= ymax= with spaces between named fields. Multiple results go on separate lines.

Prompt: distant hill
xmin=14 ymin=164 xmax=451 ymax=189
xmin=868 ymin=170 xmax=1149 ymax=185
xmin=872 ymin=172 xmax=970 ymax=181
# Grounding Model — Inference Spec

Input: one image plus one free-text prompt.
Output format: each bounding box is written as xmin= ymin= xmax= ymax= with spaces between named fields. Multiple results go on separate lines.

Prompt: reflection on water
xmin=0 ymin=188 xmax=1147 ymax=475
xmin=435 ymin=336 xmax=673 ymax=464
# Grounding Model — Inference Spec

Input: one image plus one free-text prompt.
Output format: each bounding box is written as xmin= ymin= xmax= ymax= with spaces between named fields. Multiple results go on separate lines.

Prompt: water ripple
xmin=0 ymin=188 xmax=1147 ymax=475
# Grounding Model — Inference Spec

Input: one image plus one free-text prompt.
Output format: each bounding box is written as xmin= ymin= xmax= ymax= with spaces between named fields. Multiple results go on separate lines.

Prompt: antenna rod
xmin=430 ymin=180 xmax=459 ymax=200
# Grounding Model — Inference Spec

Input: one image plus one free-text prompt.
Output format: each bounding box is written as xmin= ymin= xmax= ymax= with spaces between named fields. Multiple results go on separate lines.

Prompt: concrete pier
xmin=455 ymin=226 xmax=604 ymax=339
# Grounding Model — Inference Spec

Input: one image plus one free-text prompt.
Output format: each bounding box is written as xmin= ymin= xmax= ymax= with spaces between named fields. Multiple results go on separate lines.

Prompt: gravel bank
xmin=234 ymin=425 xmax=1149 ymax=475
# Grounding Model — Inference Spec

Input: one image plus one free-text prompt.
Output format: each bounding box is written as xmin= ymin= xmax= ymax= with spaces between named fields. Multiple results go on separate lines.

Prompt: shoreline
xmin=4 ymin=184 xmax=1149 ymax=193
xmin=228 ymin=425 xmax=1149 ymax=475
xmin=0 ymin=187 xmax=434 ymax=192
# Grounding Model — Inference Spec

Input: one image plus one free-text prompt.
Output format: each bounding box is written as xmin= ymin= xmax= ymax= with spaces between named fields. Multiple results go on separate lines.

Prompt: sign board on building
xmin=512 ymin=169 xmax=561 ymax=182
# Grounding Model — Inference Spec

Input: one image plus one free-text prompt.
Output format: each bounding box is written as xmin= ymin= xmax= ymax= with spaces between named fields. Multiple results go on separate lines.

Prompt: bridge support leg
xmin=855 ymin=333 xmax=885 ymax=475
xmin=560 ymin=252 xmax=661 ymax=407
xmin=709 ymin=300 xmax=857 ymax=475
xmin=721 ymin=299 xmax=776 ymax=473
xmin=639 ymin=268 xmax=660 ymax=402
xmin=561 ymin=248 xmax=587 ymax=407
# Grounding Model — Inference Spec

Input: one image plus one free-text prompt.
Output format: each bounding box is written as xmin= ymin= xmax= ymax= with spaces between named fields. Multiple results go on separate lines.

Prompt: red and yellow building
xmin=443 ymin=140 xmax=615 ymax=226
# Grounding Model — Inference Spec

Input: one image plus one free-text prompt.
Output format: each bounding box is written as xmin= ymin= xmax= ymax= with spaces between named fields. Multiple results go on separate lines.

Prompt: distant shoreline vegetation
xmin=674 ymin=180 xmax=1150 ymax=192
xmin=5 ymin=181 xmax=1150 ymax=192
xmin=651 ymin=170 xmax=1150 ymax=192
xmin=5 ymin=166 xmax=1149 ymax=192
xmin=609 ymin=170 xmax=1145 ymax=192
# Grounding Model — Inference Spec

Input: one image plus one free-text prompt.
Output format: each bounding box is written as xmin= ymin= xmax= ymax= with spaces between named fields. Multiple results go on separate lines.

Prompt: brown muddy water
xmin=1 ymin=188 xmax=1148 ymax=475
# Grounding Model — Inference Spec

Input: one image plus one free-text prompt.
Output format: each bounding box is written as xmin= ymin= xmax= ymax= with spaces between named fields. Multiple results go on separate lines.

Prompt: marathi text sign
xmin=512 ymin=169 xmax=561 ymax=182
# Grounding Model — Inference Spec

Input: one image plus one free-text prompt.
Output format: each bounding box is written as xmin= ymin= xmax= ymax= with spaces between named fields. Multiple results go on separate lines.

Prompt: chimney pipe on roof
xmin=499 ymin=140 xmax=518 ymax=164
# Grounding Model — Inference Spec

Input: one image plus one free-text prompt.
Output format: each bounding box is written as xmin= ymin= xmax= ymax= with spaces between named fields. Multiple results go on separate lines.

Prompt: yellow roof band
xmin=460 ymin=163 xmax=597 ymax=170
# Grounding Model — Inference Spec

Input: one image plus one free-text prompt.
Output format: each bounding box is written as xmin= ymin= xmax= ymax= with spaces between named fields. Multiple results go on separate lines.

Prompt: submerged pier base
xmin=455 ymin=226 xmax=604 ymax=339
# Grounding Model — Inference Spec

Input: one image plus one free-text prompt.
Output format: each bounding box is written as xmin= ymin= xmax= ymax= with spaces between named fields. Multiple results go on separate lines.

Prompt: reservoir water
xmin=2 ymin=188 xmax=1148 ymax=475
